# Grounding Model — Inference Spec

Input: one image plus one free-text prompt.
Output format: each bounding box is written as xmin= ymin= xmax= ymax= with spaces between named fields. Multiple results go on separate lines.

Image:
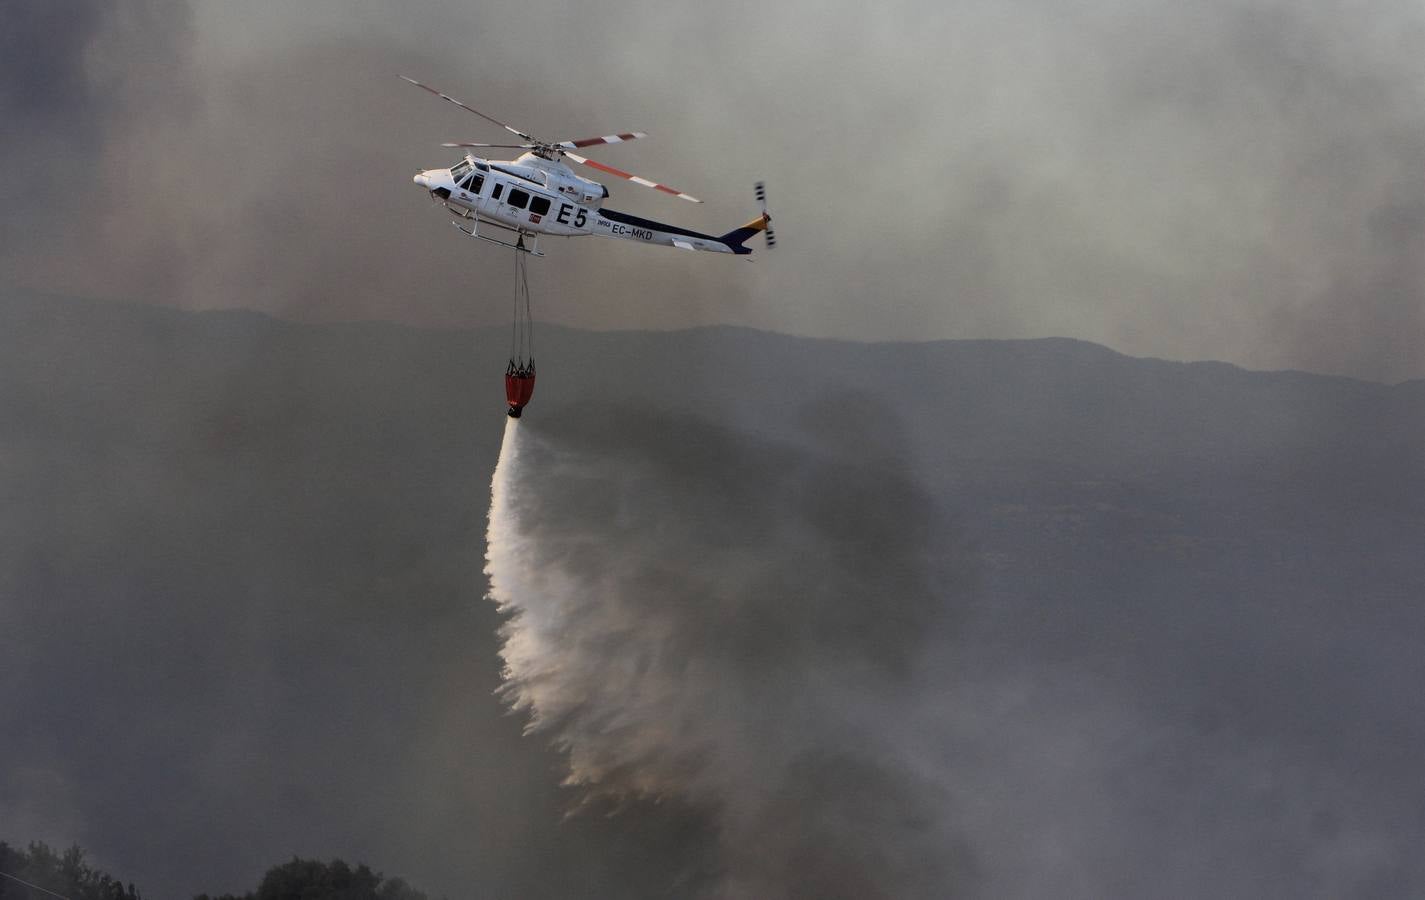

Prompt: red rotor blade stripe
xmin=564 ymin=152 xmax=701 ymax=203
xmin=557 ymin=132 xmax=648 ymax=149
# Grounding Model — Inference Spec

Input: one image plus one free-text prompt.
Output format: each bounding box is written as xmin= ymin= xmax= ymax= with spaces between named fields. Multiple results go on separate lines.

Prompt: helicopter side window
xmin=529 ymin=195 xmax=551 ymax=216
xmin=491 ymin=182 xmax=504 ymax=201
xmin=507 ymin=188 xmax=530 ymax=209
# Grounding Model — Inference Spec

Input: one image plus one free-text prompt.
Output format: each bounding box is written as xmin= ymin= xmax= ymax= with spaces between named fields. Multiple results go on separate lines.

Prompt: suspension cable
xmin=510 ymin=247 xmax=518 ymax=364
xmin=508 ymin=244 xmax=534 ymax=368
xmin=520 ymin=248 xmax=533 ymax=365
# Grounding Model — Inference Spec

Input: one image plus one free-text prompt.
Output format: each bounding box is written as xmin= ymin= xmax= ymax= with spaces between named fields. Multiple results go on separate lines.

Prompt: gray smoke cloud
xmin=3 ymin=295 xmax=1424 ymax=896
xmin=480 ymin=359 xmax=1425 ymax=898
xmin=0 ymin=0 xmax=194 ymax=293
xmin=486 ymin=407 xmax=978 ymax=898
xmin=7 ymin=0 xmax=1425 ymax=378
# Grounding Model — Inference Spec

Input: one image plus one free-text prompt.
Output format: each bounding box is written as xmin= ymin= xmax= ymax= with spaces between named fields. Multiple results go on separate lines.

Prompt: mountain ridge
xmin=7 ymin=288 xmax=1417 ymax=388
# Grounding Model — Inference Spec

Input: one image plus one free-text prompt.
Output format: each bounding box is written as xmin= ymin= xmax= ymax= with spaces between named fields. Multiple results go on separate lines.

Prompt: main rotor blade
xmin=555 ymin=132 xmax=648 ymax=150
xmin=400 ymin=75 xmax=539 ymax=144
xmin=563 ymin=152 xmax=701 ymax=203
xmin=441 ymin=142 xmax=538 ymax=149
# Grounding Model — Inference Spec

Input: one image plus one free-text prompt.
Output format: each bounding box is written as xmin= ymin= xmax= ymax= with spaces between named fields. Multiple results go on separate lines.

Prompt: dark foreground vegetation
xmin=0 ymin=843 xmax=139 ymax=900
xmin=1 ymin=843 xmax=430 ymax=900
xmin=194 ymin=857 xmax=431 ymax=900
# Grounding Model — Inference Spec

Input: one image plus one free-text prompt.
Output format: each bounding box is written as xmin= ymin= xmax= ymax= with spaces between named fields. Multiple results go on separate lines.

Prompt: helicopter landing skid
xmin=449 ymin=212 xmax=543 ymax=256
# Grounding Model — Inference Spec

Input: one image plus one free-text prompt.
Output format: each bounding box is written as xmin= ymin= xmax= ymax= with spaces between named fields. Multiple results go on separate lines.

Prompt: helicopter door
xmin=489 ymin=180 xmax=509 ymax=219
xmin=505 ymin=187 xmax=531 ymax=223
xmin=455 ymin=172 xmax=484 ymax=206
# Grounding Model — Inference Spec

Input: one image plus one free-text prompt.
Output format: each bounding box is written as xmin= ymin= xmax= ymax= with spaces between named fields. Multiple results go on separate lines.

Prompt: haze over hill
xmin=2 ymin=292 xmax=1423 ymax=897
xmin=10 ymin=0 xmax=1425 ymax=381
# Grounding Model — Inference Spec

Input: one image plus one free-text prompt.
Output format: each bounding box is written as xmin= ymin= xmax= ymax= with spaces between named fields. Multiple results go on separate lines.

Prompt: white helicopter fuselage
xmin=413 ymin=153 xmax=760 ymax=255
xmin=415 ymin=153 xmax=596 ymax=234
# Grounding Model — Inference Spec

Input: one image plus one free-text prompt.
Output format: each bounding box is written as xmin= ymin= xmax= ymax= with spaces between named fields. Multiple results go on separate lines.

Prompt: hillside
xmin=2 ymin=292 xmax=1422 ymax=898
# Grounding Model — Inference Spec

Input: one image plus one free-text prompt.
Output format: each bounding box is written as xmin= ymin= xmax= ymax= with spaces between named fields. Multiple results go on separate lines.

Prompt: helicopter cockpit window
xmin=507 ymin=188 xmax=530 ymax=209
xmin=450 ymin=160 xmax=473 ymax=181
xmin=460 ymin=173 xmax=483 ymax=194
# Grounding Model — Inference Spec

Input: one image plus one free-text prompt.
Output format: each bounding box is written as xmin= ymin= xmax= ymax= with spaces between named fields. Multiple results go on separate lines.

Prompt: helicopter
xmin=404 ymin=76 xmax=775 ymax=258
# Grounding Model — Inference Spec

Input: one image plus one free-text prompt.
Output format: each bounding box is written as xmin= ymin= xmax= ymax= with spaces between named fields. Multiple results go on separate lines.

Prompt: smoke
xmin=7 ymin=0 xmax=1425 ymax=378
xmin=484 ymin=409 xmax=977 ymax=898
xmin=4 ymin=296 xmax=1422 ymax=895
xmin=1 ymin=0 xmax=195 ymax=293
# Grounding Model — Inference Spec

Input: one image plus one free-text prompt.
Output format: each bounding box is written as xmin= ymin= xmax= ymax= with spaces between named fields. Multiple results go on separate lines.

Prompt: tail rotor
xmin=755 ymin=181 xmax=776 ymax=249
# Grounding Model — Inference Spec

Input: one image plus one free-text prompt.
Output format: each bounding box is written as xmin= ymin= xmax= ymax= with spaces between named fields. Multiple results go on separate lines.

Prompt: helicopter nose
xmin=414 ymin=171 xmax=430 ymax=188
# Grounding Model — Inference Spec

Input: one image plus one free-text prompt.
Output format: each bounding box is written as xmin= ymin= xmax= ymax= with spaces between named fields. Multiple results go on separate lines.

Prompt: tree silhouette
xmin=3 ymin=843 xmax=432 ymax=900
xmin=193 ymin=857 xmax=430 ymax=900
xmin=0 ymin=841 xmax=141 ymax=900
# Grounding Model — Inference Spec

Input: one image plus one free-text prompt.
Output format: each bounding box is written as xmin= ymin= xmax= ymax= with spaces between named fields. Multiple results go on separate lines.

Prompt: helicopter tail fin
xmin=718 ymin=213 xmax=771 ymax=255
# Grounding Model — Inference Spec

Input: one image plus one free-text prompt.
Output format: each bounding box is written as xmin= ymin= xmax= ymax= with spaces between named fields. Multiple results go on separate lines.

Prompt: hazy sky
xmin=5 ymin=0 xmax=1425 ymax=380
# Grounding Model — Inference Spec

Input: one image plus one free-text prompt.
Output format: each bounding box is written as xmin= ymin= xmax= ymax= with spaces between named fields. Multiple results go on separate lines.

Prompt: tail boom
xmin=594 ymin=208 xmax=767 ymax=255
